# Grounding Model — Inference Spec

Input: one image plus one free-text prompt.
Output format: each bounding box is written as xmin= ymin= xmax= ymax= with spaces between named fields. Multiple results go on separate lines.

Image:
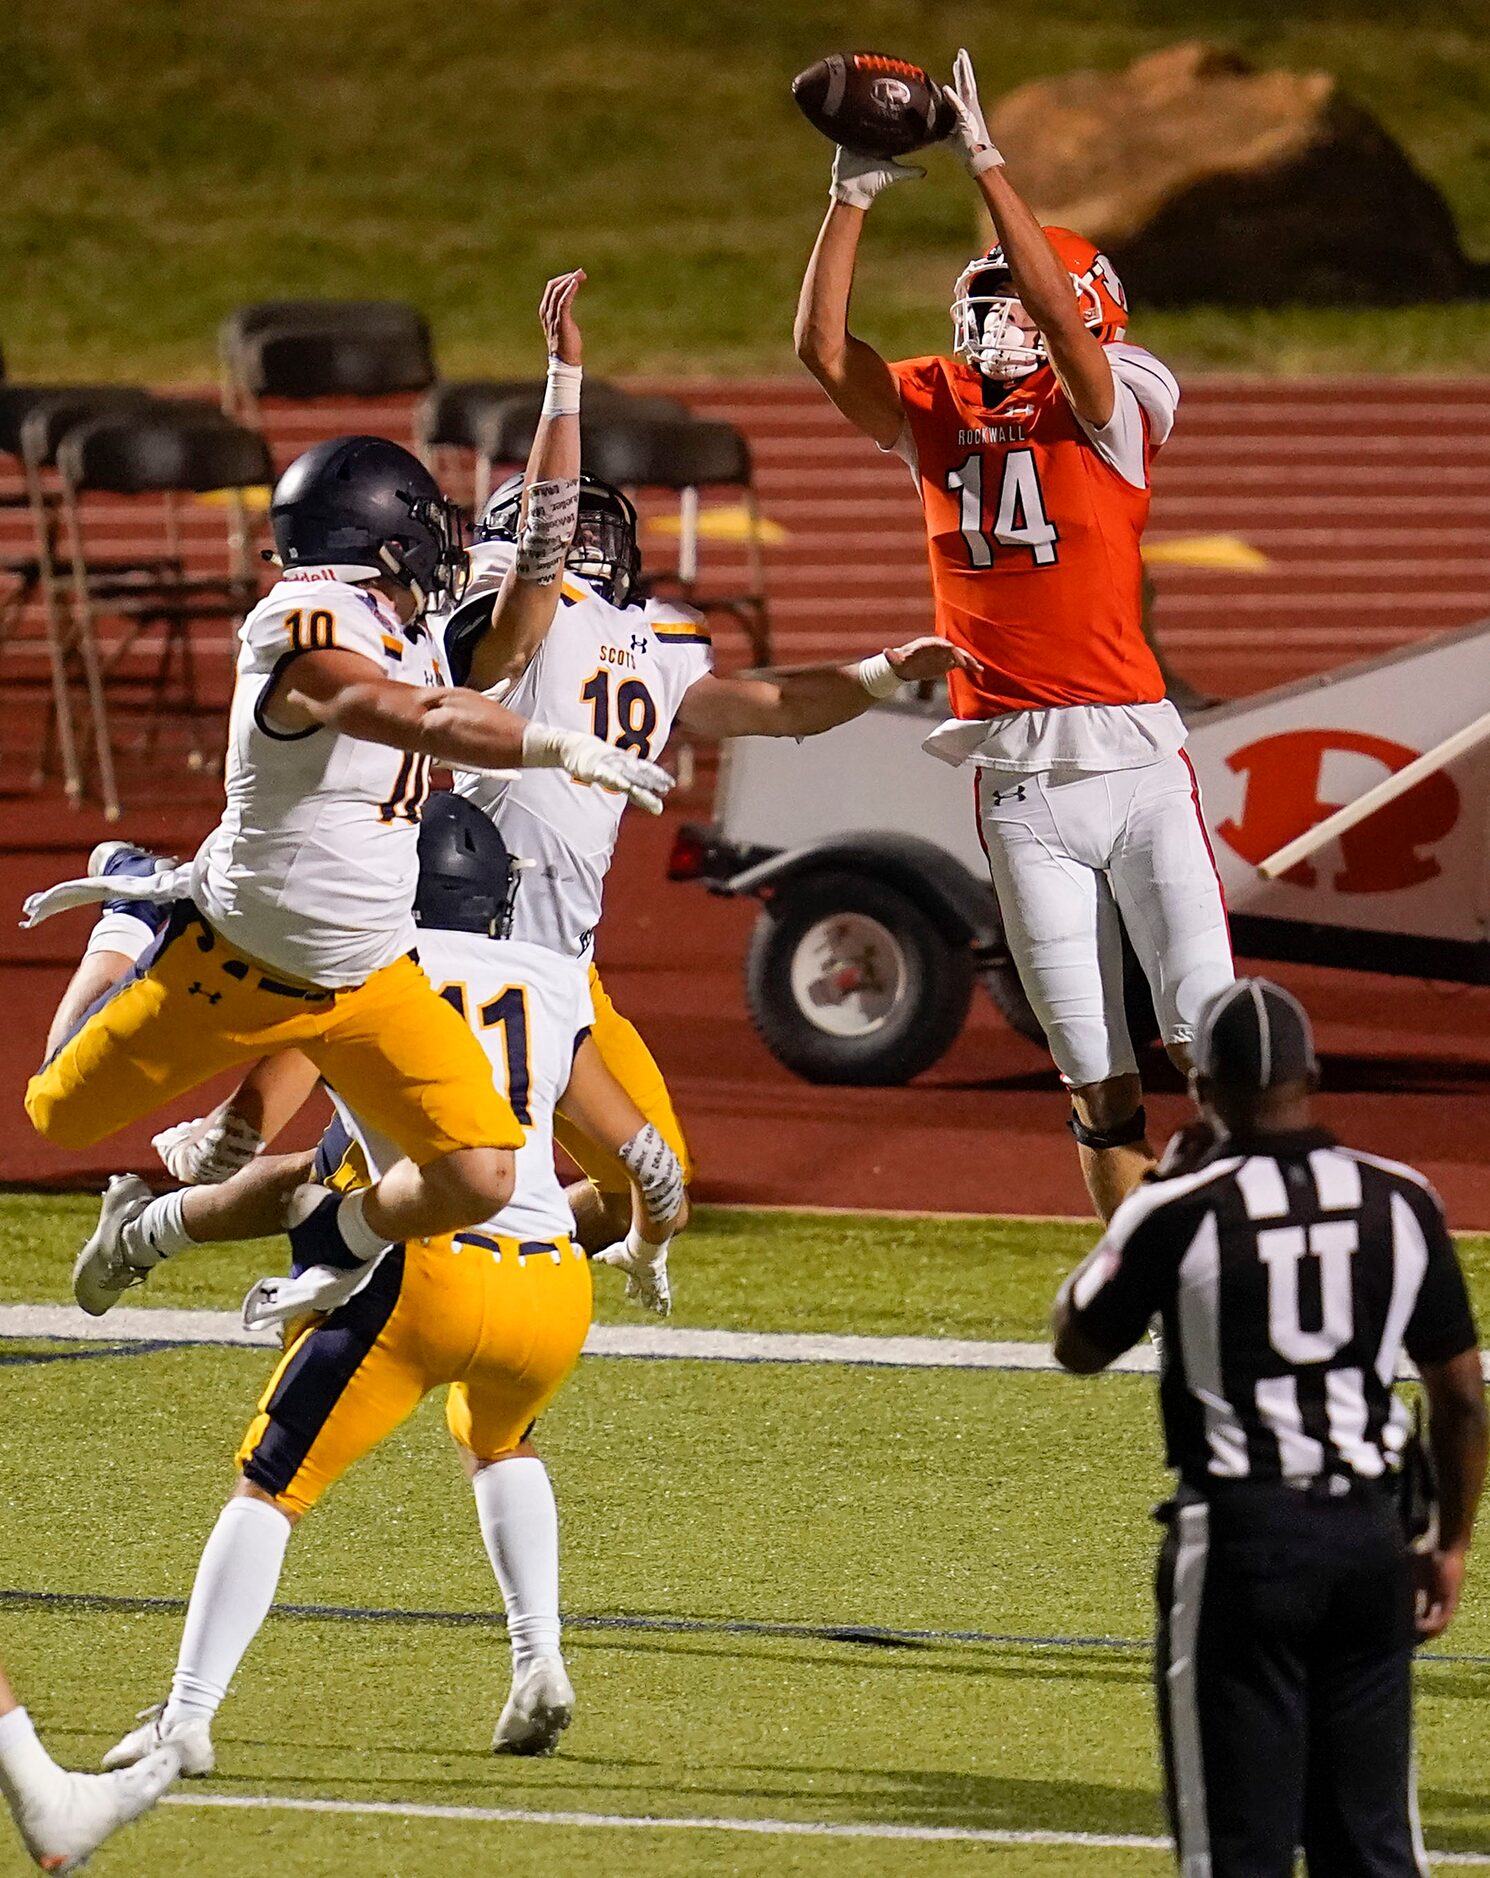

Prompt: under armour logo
xmin=186 ymin=981 xmax=222 ymax=1005
xmin=988 ymin=785 xmax=1027 ymax=806
xmin=631 ymin=635 xmax=648 ymax=655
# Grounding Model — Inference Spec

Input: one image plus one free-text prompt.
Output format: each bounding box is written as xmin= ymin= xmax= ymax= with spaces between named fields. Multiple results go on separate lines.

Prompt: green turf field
xmin=2 ymin=1 xmax=1488 ymax=381
xmin=2 ymin=1196 xmax=1489 ymax=1874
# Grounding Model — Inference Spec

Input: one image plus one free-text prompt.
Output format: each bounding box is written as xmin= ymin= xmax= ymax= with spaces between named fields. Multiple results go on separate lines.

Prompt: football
xmin=791 ymin=52 xmax=956 ymax=160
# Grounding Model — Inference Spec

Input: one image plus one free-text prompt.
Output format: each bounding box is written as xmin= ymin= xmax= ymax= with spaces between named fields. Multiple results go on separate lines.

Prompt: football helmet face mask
xmin=474 ymin=472 xmax=643 ymax=609
xmin=951 ymin=229 xmax=1129 ymax=382
xmin=269 ymin=435 xmax=469 ymax=616
xmin=413 ymin=793 xmax=520 ymax=939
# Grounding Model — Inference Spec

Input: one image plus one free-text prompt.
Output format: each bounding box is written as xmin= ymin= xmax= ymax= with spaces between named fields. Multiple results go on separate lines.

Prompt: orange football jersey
xmin=891 ymin=354 xmax=1166 ymax=720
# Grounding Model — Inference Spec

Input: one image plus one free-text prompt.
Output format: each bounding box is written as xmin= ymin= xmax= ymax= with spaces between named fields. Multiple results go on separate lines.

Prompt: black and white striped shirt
xmin=1065 ymin=1129 xmax=1477 ymax=1489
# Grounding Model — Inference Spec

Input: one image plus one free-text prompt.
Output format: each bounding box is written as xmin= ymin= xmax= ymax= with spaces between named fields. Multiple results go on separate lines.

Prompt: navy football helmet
xmin=270 ymin=435 xmax=468 ymax=614
xmin=475 ymin=471 xmax=642 ymax=608
xmin=413 ymin=793 xmax=519 ymax=939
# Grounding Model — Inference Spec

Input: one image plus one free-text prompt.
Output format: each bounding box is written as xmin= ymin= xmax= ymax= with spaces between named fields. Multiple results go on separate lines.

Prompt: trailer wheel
xmin=744 ymin=870 xmax=974 ymax=1085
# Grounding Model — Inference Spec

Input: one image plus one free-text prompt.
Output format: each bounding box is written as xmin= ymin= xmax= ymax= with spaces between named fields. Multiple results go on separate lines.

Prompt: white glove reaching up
xmin=521 ymin=723 xmax=674 ymax=815
xmin=943 ymin=48 xmax=1005 ymax=175
xmin=595 ymin=1227 xmax=672 ymax=1319
xmin=153 ymin=1111 xmax=263 ymax=1185
xmin=241 ymin=1253 xmax=385 ymax=1333
xmin=830 ymin=144 xmax=923 ymax=210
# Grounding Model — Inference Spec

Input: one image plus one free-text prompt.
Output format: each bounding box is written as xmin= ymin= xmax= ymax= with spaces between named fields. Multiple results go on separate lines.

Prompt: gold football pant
xmin=237 ymin=1230 xmax=592 ymax=1517
xmin=26 ymin=902 xmax=521 ymax=1162
xmin=553 ymin=966 xmax=694 ymax=1195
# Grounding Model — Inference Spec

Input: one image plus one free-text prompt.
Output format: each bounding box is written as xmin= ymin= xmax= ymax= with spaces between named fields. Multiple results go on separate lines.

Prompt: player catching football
xmin=794 ymin=48 xmax=1234 ymax=1219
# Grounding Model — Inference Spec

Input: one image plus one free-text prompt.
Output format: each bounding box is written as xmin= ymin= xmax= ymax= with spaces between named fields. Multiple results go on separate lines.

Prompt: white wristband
xmin=967 ymin=145 xmax=1005 ymax=176
xmin=542 ymin=357 xmax=582 ymax=417
xmin=520 ymin=722 xmax=567 ymax=768
xmin=855 ymin=652 xmax=901 ymax=699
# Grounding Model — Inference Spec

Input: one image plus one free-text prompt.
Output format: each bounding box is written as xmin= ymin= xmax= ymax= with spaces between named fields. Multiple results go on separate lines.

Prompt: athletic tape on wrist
xmin=618 ymin=1123 xmax=685 ymax=1225
xmin=855 ymin=652 xmax=901 ymax=699
xmin=542 ymin=358 xmax=582 ymax=417
xmin=516 ymin=476 xmax=580 ymax=583
xmin=967 ymin=145 xmax=1005 ymax=175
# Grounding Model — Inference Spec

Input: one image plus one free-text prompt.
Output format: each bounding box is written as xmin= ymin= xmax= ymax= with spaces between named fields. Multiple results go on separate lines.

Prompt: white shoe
xmin=492 ymin=1657 xmax=574 ymax=1757
xmin=12 ymin=1748 xmax=179 ymax=1873
xmin=101 ymin=1705 xmax=214 ymax=1779
xmin=72 ymin=1177 xmax=157 ymax=1318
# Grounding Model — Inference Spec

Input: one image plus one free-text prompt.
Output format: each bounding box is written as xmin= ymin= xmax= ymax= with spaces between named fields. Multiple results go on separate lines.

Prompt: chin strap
xmin=1068 ymin=1105 xmax=1149 ymax=1152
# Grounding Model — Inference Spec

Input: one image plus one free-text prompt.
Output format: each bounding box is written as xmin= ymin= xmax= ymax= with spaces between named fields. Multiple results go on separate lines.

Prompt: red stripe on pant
xmin=1179 ymin=747 xmax=1232 ymax=951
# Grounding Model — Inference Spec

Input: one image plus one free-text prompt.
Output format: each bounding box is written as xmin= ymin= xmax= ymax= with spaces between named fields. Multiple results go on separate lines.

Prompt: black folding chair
xmin=581 ymin=414 xmax=770 ymax=665
xmin=219 ymin=300 xmax=436 ymax=427
xmin=416 ymin=379 xmax=692 ymax=510
xmin=0 ymin=385 xmax=157 ymax=801
xmin=55 ymin=406 xmax=272 ymax=817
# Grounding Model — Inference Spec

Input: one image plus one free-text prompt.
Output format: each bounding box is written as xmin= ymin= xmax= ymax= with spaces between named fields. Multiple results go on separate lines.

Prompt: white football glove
xmin=943 ymin=48 xmax=1005 ymax=175
xmin=830 ymin=145 xmax=923 ymax=210
xmin=520 ymin=722 xmax=674 ymax=815
xmin=152 ymin=1111 xmax=263 ymax=1186
xmin=241 ymin=1252 xmax=385 ymax=1333
xmin=594 ymin=1227 xmax=672 ymax=1319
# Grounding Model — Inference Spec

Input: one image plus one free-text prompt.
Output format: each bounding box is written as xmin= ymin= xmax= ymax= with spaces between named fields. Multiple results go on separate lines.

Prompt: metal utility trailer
xmin=669 ymin=620 xmax=1490 ymax=1085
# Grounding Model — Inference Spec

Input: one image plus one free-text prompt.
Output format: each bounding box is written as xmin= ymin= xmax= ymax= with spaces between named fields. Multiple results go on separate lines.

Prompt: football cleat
xmin=87 ymin=840 xmax=175 ymax=936
xmin=11 ymin=1747 xmax=179 ymax=1874
xmin=71 ymin=1176 xmax=158 ymax=1318
xmin=102 ymin=1705 xmax=214 ymax=1780
xmin=492 ymin=1657 xmax=574 ymax=1757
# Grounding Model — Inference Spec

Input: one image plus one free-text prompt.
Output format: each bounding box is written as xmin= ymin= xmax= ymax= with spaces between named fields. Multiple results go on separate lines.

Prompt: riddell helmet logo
xmin=1217 ymin=729 xmax=1460 ymax=893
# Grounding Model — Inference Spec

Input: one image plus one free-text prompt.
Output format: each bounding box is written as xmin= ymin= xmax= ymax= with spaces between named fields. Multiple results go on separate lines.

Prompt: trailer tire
xmin=744 ymin=870 xmax=974 ymax=1085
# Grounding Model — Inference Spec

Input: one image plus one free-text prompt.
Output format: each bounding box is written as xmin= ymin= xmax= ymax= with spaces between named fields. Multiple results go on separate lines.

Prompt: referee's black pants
xmin=1155 ymin=1481 xmax=1424 ymax=1878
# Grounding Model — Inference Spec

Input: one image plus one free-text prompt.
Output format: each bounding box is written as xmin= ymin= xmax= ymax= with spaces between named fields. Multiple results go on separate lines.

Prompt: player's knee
xmin=1069 ymin=1075 xmax=1148 ymax=1150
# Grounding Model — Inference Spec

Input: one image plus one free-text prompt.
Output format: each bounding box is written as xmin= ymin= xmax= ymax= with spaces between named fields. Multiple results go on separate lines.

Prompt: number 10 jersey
xmin=449 ymin=545 xmax=713 ymax=959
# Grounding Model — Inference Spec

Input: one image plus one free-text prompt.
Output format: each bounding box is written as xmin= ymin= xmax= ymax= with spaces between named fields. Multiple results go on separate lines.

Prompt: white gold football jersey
xmin=330 ymin=929 xmax=594 ymax=1244
xmin=445 ymin=543 xmax=713 ymax=958
xmin=192 ymin=572 xmax=444 ymax=988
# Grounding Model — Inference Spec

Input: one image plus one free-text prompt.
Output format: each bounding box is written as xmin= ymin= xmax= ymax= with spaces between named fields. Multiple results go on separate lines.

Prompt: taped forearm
xmin=516 ymin=476 xmax=580 ymax=584
xmin=618 ymin=1123 xmax=685 ymax=1227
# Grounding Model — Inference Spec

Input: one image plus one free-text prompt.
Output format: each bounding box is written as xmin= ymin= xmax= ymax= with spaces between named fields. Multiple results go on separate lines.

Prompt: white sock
xmin=163 ymin=1498 xmax=292 ymax=1726
xmin=0 ymin=1708 xmax=62 ymax=1809
xmin=122 ymin=1189 xmax=195 ymax=1266
xmin=473 ymin=1457 xmax=561 ymax=1670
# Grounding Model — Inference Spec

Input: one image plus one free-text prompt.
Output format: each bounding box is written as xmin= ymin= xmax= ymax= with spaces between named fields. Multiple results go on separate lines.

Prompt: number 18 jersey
xmin=449 ymin=545 xmax=713 ymax=958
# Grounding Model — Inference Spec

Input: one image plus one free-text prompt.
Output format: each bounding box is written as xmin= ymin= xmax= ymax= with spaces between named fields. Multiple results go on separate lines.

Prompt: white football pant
xmin=975 ymin=753 xmax=1234 ymax=1088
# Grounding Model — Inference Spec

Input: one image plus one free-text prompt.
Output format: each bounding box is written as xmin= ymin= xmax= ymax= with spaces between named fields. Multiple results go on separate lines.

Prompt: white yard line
xmin=6 ymin=1303 xmax=1487 ymax=1379
xmin=0 ymin=1302 xmax=1148 ymax=1372
xmin=154 ymin=1792 xmax=1490 ymax=1864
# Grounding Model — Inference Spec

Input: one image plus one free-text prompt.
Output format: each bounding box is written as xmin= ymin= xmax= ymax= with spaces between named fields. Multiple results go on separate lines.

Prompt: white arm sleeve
xmin=1075 ymin=344 xmax=1180 ymax=491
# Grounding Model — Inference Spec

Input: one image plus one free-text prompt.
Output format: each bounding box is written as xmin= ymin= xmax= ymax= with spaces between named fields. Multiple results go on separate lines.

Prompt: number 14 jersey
xmin=891 ymin=344 xmax=1181 ymax=752
xmin=450 ymin=544 xmax=714 ymax=958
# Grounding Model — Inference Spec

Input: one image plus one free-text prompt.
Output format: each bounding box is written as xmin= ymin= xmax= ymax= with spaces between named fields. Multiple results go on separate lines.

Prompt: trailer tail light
xmin=668 ymin=824 xmax=713 ymax=882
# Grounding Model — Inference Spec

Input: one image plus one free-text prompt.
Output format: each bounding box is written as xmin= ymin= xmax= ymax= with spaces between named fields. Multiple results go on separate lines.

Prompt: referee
xmin=1052 ymin=977 xmax=1488 ymax=1878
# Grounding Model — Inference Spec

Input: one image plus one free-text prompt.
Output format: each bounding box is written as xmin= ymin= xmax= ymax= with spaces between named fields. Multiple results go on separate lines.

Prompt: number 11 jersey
xmin=450 ymin=544 xmax=713 ymax=959
xmin=890 ymin=344 xmax=1180 ymax=746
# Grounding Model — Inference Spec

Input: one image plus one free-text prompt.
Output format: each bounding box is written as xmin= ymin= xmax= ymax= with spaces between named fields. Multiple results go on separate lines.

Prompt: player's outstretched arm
xmin=467 ymin=269 xmax=586 ymax=694
xmin=273 ymin=648 xmax=675 ymax=813
xmin=794 ymin=154 xmax=912 ymax=449
xmin=676 ymin=637 xmax=980 ymax=740
xmin=563 ymin=1037 xmax=686 ymax=1317
xmin=942 ymin=49 xmax=1114 ymax=428
xmin=154 ymin=1049 xmax=323 ymax=1184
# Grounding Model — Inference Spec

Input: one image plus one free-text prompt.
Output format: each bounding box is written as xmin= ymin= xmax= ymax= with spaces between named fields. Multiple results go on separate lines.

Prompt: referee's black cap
xmin=1193 ymin=978 xmax=1318 ymax=1090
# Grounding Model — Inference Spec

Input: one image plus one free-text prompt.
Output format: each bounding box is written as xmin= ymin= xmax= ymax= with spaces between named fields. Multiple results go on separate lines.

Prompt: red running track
xmin=6 ymin=801 xmax=1490 ymax=1229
